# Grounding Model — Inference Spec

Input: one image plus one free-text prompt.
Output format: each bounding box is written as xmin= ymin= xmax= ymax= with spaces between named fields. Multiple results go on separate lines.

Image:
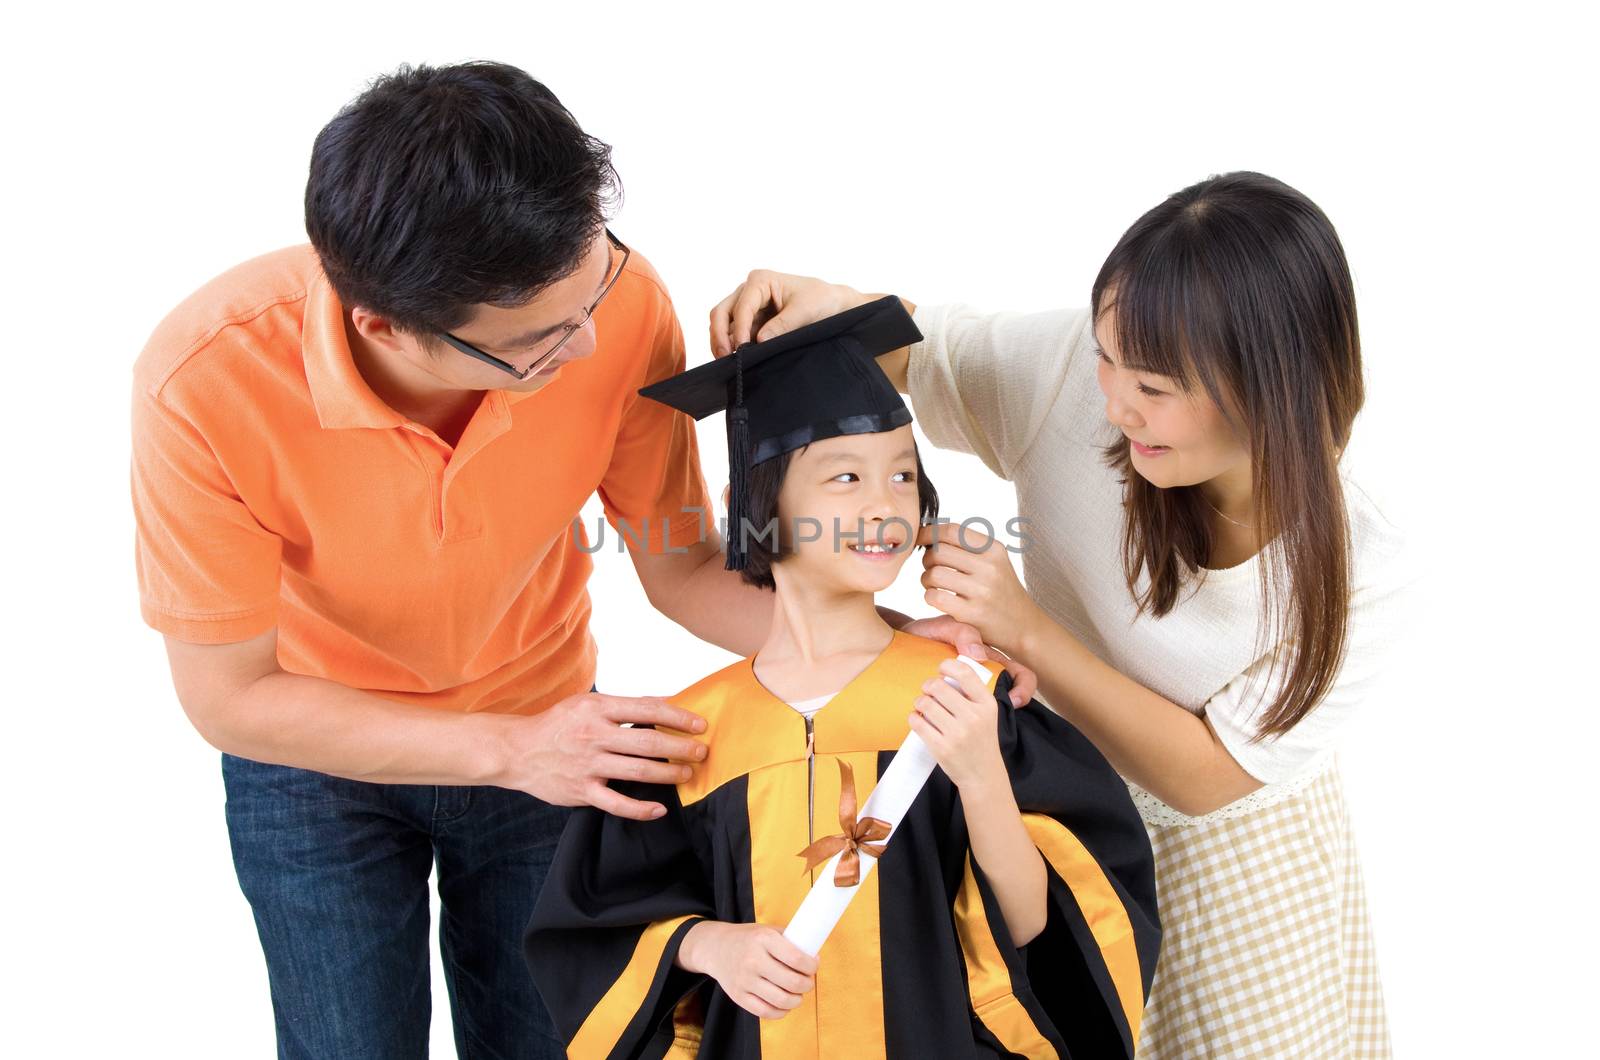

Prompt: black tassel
xmin=724 ymin=351 xmax=751 ymax=571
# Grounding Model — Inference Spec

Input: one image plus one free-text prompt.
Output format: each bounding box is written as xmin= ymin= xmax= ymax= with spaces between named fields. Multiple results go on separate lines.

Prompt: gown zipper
xmin=805 ymin=715 xmax=816 ymax=851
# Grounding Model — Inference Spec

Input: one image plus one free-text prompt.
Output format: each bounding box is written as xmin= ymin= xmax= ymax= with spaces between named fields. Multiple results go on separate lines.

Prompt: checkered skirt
xmin=1135 ymin=760 xmax=1391 ymax=1058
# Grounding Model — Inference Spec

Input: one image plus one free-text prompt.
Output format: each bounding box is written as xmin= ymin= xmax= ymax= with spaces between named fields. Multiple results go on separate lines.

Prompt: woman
xmin=709 ymin=171 xmax=1414 ymax=1058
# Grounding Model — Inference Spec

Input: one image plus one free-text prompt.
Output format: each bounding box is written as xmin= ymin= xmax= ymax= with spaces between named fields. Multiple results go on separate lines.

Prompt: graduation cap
xmin=638 ymin=295 xmax=922 ymax=570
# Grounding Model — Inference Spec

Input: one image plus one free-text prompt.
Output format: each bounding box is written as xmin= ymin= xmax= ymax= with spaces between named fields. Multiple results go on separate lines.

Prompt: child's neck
xmin=754 ymin=582 xmax=894 ymax=702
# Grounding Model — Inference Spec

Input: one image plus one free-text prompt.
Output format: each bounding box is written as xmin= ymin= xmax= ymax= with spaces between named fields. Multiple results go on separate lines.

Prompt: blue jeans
xmin=222 ymin=752 xmax=574 ymax=1059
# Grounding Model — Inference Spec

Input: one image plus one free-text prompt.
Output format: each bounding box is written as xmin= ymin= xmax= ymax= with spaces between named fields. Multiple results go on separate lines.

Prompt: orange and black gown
xmin=524 ymin=631 xmax=1161 ymax=1058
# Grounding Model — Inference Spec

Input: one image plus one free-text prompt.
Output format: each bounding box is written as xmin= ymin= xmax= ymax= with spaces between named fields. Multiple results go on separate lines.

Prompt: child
xmin=524 ymin=299 xmax=1160 ymax=1058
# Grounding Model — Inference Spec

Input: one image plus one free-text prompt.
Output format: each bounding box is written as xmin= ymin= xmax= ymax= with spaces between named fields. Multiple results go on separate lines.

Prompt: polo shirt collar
xmin=303 ymin=267 xmax=555 ymax=431
xmin=302 ymin=270 xmax=408 ymax=431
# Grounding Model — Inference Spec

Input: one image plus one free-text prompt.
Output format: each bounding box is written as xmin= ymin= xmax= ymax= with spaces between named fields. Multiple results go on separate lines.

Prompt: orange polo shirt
xmin=131 ymin=244 xmax=712 ymax=715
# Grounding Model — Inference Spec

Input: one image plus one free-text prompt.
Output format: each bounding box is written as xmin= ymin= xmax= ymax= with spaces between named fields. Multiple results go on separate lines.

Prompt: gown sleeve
xmin=523 ymin=779 xmax=715 ymax=1060
xmin=956 ymin=671 xmax=1163 ymax=1060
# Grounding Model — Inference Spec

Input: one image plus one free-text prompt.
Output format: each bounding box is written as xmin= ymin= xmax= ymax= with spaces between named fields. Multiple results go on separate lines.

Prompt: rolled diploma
xmin=782 ymin=654 xmax=989 ymax=956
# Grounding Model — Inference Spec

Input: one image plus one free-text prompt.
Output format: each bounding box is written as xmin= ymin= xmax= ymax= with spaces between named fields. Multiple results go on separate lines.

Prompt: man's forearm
xmin=195 ymin=669 xmax=517 ymax=787
xmin=666 ymin=551 xmax=779 ymax=657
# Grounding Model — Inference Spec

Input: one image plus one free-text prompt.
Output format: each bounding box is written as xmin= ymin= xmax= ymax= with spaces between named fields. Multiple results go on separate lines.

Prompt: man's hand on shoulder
xmin=491 ymin=691 xmax=709 ymax=821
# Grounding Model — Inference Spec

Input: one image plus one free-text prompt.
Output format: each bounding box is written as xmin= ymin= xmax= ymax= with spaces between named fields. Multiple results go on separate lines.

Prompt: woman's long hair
xmin=1092 ymin=171 xmax=1363 ymax=740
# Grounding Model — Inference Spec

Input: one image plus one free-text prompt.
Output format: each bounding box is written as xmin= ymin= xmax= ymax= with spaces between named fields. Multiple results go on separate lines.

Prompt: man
xmin=133 ymin=62 xmax=1026 ymax=1058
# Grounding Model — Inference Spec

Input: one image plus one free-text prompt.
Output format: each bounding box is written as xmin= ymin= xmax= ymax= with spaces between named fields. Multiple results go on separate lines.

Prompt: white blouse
xmin=906 ymin=303 xmax=1420 ymax=826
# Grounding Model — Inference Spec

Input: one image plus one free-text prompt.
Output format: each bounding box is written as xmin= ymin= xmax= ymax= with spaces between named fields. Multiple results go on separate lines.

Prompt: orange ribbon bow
xmin=797 ymin=760 xmax=891 ymax=887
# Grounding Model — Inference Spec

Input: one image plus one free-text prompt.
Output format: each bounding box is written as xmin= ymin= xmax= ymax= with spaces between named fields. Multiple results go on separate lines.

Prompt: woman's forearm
xmin=1012 ymin=615 xmax=1262 ymax=817
xmin=871 ymin=297 xmax=917 ymax=393
xmin=961 ymin=775 xmax=1048 ymax=946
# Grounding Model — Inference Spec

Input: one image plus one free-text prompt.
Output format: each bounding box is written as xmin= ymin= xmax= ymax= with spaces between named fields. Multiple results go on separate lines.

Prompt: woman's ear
xmin=720 ymin=482 xmax=731 ymax=512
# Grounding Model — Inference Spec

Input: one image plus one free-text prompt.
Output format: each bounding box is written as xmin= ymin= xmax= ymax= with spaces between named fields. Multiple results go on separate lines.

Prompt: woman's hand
xmin=677 ymin=921 xmax=818 ymax=1020
xmin=708 ymin=271 xmax=874 ymax=358
xmin=916 ymin=522 xmax=1043 ymax=658
xmin=910 ymin=659 xmax=1008 ymax=790
xmin=897 ymin=614 xmax=1036 ymax=707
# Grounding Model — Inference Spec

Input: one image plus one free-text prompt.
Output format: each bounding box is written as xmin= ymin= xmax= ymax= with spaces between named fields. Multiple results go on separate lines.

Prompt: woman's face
xmin=772 ymin=425 xmax=923 ymax=595
xmin=1092 ymin=313 xmax=1251 ymax=491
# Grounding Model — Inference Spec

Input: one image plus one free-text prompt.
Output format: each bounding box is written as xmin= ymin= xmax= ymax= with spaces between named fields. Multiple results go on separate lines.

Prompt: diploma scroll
xmin=782 ymin=655 xmax=989 ymax=956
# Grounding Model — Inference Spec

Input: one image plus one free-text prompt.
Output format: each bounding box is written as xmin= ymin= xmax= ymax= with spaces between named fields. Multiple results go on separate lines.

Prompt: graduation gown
xmin=524 ymin=631 xmax=1161 ymax=1059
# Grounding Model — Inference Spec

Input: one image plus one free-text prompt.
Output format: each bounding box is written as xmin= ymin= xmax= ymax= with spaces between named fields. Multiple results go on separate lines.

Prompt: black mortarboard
xmin=638 ymin=295 xmax=921 ymax=570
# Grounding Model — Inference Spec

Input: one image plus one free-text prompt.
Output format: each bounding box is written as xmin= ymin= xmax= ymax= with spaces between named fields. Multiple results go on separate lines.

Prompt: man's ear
xmin=349 ymin=305 xmax=406 ymax=354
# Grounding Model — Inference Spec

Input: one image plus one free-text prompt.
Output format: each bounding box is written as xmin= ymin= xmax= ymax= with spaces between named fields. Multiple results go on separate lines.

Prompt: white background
xmin=5 ymin=1 xmax=1594 ymax=1055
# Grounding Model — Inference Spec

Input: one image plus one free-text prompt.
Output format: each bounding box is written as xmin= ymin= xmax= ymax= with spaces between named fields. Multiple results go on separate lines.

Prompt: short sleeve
xmin=597 ymin=295 xmax=714 ymax=554
xmin=131 ymin=384 xmax=282 ymax=643
xmin=1204 ymin=538 xmax=1424 ymax=785
xmin=906 ymin=303 xmax=1092 ymax=480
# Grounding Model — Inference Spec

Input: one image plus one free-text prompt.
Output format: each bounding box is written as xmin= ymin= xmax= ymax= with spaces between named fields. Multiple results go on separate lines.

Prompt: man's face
xmin=380 ymin=230 xmax=619 ymax=395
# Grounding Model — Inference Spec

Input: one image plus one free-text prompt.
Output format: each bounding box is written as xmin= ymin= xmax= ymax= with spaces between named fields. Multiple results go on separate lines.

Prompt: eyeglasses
xmin=437 ymin=228 xmax=630 ymax=380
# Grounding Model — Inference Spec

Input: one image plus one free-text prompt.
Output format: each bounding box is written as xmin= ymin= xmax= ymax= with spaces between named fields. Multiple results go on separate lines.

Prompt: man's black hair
xmin=305 ymin=61 xmax=620 ymax=337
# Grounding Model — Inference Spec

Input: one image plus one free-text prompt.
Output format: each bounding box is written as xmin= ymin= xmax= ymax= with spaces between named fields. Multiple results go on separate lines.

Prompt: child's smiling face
xmin=772 ymin=425 xmax=924 ymax=595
